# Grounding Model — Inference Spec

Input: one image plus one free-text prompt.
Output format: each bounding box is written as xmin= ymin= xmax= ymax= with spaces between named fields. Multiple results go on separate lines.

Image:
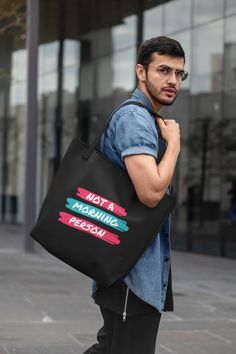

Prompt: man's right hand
xmin=156 ymin=117 xmax=180 ymax=151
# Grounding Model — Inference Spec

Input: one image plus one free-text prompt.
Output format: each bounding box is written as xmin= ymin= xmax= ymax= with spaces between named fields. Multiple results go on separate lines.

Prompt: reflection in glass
xmin=10 ymin=81 xmax=26 ymax=106
xmin=81 ymin=28 xmax=112 ymax=58
xmin=79 ymin=61 xmax=93 ymax=101
xmin=143 ymin=5 xmax=163 ymax=40
xmin=0 ymin=0 xmax=27 ymax=223
xmin=38 ymin=41 xmax=59 ymax=196
xmin=7 ymin=81 xmax=27 ymax=224
xmin=38 ymin=92 xmax=57 ymax=202
xmin=63 ymin=65 xmax=80 ymax=151
xmin=223 ymin=14 xmax=236 ymax=237
xmin=225 ymin=16 xmax=236 ymax=91
xmin=38 ymin=41 xmax=59 ymax=202
xmin=192 ymin=20 xmax=223 ymax=94
xmin=226 ymin=0 xmax=236 ymax=15
xmin=4 ymin=50 xmax=28 ymax=224
xmin=12 ymin=50 xmax=27 ymax=82
xmin=218 ymin=99 xmax=236 ymax=254
xmin=164 ymin=0 xmax=191 ymax=34
xmin=161 ymin=32 xmax=191 ymax=248
xmin=64 ymin=40 xmax=80 ymax=67
xmin=97 ymin=56 xmax=113 ymax=98
xmin=0 ymin=91 xmax=3 ymax=202
xmin=112 ymin=15 xmax=137 ymax=52
xmin=38 ymin=42 xmax=59 ymax=75
xmin=169 ymin=31 xmax=191 ymax=90
xmin=38 ymin=73 xmax=58 ymax=96
xmin=193 ymin=0 xmax=224 ymax=25
xmin=63 ymin=65 xmax=80 ymax=94
xmin=112 ymin=47 xmax=136 ymax=91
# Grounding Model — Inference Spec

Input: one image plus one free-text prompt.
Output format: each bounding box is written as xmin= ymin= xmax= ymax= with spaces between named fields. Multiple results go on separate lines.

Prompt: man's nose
xmin=166 ymin=71 xmax=178 ymax=85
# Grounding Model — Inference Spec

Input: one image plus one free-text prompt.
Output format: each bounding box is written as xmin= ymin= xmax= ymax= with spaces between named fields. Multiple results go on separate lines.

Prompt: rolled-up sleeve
xmin=113 ymin=109 xmax=158 ymax=160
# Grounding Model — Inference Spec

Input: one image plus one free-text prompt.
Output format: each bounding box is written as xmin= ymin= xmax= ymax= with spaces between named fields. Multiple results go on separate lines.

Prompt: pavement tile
xmin=0 ymin=334 xmax=82 ymax=353
xmin=0 ymin=294 xmax=42 ymax=322
xmin=0 ymin=224 xmax=236 ymax=354
xmin=156 ymin=329 xmax=235 ymax=354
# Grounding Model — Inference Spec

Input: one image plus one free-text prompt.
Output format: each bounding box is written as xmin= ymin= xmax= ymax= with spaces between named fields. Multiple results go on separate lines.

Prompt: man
xmin=84 ymin=36 xmax=188 ymax=354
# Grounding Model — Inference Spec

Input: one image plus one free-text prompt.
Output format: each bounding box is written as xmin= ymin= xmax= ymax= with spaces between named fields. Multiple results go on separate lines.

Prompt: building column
xmin=135 ymin=0 xmax=144 ymax=88
xmin=24 ymin=0 xmax=39 ymax=252
xmin=54 ymin=0 xmax=66 ymax=173
xmin=136 ymin=0 xmax=144 ymax=48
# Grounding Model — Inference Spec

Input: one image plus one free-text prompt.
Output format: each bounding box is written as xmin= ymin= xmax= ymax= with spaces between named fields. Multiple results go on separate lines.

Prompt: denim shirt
xmin=92 ymin=88 xmax=172 ymax=313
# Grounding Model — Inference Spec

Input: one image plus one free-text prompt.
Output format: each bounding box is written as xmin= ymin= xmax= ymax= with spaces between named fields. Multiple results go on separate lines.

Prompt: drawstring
xmin=122 ymin=286 xmax=129 ymax=322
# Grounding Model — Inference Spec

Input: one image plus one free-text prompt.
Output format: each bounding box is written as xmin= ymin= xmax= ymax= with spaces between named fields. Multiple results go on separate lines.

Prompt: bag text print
xmin=77 ymin=187 xmax=127 ymax=216
xmin=66 ymin=198 xmax=129 ymax=232
xmin=58 ymin=212 xmax=120 ymax=245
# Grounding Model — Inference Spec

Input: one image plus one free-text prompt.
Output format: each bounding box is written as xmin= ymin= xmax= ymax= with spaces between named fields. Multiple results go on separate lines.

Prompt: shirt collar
xmin=131 ymin=88 xmax=154 ymax=112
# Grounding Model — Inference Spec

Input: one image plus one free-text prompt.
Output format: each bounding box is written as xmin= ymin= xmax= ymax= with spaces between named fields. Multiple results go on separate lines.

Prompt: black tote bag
xmin=30 ymin=101 xmax=176 ymax=287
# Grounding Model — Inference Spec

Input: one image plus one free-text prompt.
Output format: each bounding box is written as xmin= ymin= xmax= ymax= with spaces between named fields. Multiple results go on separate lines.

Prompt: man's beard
xmin=145 ymin=77 xmax=178 ymax=106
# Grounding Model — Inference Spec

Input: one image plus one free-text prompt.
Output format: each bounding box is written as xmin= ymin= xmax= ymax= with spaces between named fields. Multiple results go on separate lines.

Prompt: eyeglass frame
xmin=143 ymin=64 xmax=189 ymax=81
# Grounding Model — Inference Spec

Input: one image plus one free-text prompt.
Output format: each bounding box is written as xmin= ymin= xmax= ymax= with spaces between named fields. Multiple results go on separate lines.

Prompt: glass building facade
xmin=0 ymin=0 xmax=236 ymax=257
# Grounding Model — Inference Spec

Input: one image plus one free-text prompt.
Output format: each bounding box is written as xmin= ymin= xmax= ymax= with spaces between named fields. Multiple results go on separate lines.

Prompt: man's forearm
xmin=155 ymin=142 xmax=180 ymax=195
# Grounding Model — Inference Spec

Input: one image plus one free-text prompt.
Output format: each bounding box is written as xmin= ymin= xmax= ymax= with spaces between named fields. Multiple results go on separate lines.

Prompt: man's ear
xmin=136 ymin=64 xmax=146 ymax=82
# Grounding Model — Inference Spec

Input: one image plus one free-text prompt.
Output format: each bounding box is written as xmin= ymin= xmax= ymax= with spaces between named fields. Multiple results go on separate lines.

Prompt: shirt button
xmin=164 ymin=258 xmax=169 ymax=262
xmin=163 ymin=283 xmax=167 ymax=288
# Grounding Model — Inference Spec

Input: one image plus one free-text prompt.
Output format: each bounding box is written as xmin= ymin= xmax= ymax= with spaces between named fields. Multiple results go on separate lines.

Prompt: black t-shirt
xmin=94 ymin=267 xmax=173 ymax=316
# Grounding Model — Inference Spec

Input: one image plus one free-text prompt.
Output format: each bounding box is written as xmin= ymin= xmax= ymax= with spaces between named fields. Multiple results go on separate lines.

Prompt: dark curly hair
xmin=137 ymin=36 xmax=185 ymax=69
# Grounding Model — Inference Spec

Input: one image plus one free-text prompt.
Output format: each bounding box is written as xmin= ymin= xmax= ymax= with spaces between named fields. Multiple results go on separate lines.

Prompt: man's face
xmin=138 ymin=53 xmax=186 ymax=107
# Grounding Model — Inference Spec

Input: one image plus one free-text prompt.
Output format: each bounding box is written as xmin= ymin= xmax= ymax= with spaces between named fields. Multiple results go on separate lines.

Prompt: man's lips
xmin=161 ymin=87 xmax=177 ymax=94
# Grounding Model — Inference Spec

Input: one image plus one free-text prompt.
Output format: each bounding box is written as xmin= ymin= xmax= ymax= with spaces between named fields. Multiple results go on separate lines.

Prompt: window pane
xmin=97 ymin=56 xmax=113 ymax=98
xmin=192 ymin=20 xmax=224 ymax=94
xmin=63 ymin=65 xmax=79 ymax=94
xmin=12 ymin=50 xmax=27 ymax=82
xmin=64 ymin=40 xmax=80 ymax=67
xmin=169 ymin=31 xmax=191 ymax=90
xmin=225 ymin=16 xmax=236 ymax=90
xmin=226 ymin=0 xmax=236 ymax=15
xmin=223 ymin=16 xmax=236 ymax=217
xmin=10 ymin=81 xmax=26 ymax=106
xmin=89 ymin=29 xmax=113 ymax=57
xmin=112 ymin=47 xmax=136 ymax=91
xmin=165 ymin=0 xmax=191 ymax=34
xmin=39 ymin=73 xmax=58 ymax=95
xmin=112 ymin=15 xmax=137 ymax=51
xmin=143 ymin=5 xmax=163 ymax=40
xmin=39 ymin=42 xmax=59 ymax=75
xmin=193 ymin=0 xmax=224 ymax=25
xmin=79 ymin=61 xmax=93 ymax=101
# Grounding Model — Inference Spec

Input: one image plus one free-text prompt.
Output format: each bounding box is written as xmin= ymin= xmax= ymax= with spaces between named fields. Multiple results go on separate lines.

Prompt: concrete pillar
xmin=24 ymin=0 xmax=39 ymax=252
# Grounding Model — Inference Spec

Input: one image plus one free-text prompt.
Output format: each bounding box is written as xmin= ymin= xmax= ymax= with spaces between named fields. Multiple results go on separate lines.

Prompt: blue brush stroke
xmin=66 ymin=198 xmax=129 ymax=232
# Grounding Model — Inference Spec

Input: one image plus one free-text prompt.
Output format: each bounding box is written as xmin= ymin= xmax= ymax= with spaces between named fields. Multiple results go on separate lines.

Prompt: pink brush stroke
xmin=77 ymin=187 xmax=127 ymax=217
xmin=58 ymin=211 xmax=120 ymax=245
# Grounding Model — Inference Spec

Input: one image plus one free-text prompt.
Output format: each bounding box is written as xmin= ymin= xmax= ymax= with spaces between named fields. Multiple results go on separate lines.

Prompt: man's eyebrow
xmin=157 ymin=64 xmax=171 ymax=68
xmin=157 ymin=64 xmax=185 ymax=71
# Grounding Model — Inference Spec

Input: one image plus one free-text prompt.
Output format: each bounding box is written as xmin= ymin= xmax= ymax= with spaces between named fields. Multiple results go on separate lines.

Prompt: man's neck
xmin=137 ymin=85 xmax=162 ymax=113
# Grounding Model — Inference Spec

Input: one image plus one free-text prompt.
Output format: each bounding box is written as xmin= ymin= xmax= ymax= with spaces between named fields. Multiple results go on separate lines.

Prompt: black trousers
xmin=83 ymin=306 xmax=161 ymax=354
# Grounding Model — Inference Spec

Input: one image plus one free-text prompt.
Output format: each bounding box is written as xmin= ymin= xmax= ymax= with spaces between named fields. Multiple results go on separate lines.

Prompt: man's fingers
xmin=156 ymin=117 xmax=166 ymax=126
xmin=157 ymin=117 xmax=179 ymax=126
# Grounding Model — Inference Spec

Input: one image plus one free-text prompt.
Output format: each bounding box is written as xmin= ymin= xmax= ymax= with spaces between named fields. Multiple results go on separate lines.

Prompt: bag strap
xmin=82 ymin=99 xmax=173 ymax=194
xmin=125 ymin=103 xmax=172 ymax=193
xmin=83 ymin=100 xmax=165 ymax=159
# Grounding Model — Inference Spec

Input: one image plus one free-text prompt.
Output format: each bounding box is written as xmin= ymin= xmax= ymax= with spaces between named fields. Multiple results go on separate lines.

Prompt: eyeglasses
xmin=156 ymin=65 xmax=188 ymax=81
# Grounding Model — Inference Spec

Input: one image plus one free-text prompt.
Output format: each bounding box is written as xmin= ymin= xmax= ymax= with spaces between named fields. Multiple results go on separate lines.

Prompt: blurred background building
xmin=0 ymin=0 xmax=236 ymax=257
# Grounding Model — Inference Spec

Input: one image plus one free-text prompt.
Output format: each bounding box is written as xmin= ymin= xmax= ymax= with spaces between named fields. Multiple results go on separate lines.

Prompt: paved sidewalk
xmin=0 ymin=224 xmax=235 ymax=354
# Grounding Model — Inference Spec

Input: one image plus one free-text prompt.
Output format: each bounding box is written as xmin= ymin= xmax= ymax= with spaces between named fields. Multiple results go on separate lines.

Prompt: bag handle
xmin=82 ymin=100 xmax=173 ymax=195
xmin=82 ymin=100 xmax=164 ymax=159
